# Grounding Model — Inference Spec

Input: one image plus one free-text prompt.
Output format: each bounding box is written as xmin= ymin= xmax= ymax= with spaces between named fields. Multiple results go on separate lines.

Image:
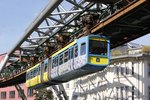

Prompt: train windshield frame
xmin=89 ymin=39 xmax=108 ymax=56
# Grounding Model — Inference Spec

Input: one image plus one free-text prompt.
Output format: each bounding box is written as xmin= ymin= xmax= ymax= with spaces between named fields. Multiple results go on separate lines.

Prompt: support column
xmin=15 ymin=84 xmax=27 ymax=100
xmin=52 ymin=83 xmax=68 ymax=100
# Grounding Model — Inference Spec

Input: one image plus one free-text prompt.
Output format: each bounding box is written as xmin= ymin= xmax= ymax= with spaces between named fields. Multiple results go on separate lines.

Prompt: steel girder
xmin=0 ymin=0 xmax=125 ymax=79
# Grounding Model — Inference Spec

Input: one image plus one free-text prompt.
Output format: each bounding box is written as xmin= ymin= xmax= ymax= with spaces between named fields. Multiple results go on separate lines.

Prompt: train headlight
xmin=96 ymin=58 xmax=100 ymax=62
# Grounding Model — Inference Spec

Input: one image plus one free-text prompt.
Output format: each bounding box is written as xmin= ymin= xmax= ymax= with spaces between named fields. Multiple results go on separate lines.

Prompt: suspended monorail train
xmin=26 ymin=35 xmax=110 ymax=88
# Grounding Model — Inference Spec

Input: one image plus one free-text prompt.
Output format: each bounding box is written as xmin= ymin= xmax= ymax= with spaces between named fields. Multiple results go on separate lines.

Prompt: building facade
xmin=0 ymin=53 xmax=34 ymax=100
xmin=1 ymin=43 xmax=150 ymax=100
xmin=59 ymin=43 xmax=150 ymax=100
xmin=0 ymin=83 xmax=34 ymax=100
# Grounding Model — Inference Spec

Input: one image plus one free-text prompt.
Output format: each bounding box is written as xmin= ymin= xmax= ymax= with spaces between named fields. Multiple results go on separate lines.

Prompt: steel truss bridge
xmin=0 ymin=0 xmax=149 ymax=89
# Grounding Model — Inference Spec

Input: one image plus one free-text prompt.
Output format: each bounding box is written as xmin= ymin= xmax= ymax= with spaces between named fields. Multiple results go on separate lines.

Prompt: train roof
xmin=27 ymin=63 xmax=40 ymax=72
xmin=51 ymin=39 xmax=77 ymax=57
xmin=51 ymin=35 xmax=109 ymax=57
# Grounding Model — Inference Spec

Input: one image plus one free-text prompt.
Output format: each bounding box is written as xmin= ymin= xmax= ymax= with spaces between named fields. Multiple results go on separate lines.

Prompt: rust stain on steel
xmin=91 ymin=0 xmax=146 ymax=33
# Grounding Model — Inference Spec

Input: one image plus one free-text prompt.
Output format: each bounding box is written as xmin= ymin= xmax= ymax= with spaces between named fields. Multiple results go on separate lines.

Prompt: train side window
xmin=59 ymin=54 xmax=63 ymax=65
xmin=35 ymin=68 xmax=38 ymax=76
xmin=48 ymin=59 xmax=51 ymax=68
xmin=54 ymin=58 xmax=56 ymax=68
xmin=36 ymin=67 xmax=38 ymax=75
xmin=32 ymin=69 xmax=35 ymax=77
xmin=44 ymin=59 xmax=48 ymax=72
xmin=52 ymin=58 xmax=55 ymax=68
xmin=38 ymin=66 xmax=41 ymax=75
xmin=81 ymin=43 xmax=86 ymax=55
xmin=35 ymin=69 xmax=38 ymax=76
xmin=44 ymin=62 xmax=48 ymax=72
xmin=36 ymin=68 xmax=38 ymax=75
xmin=33 ymin=69 xmax=36 ymax=77
xmin=31 ymin=71 xmax=33 ymax=78
xmin=74 ymin=45 xmax=78 ymax=57
xmin=64 ymin=51 xmax=69 ymax=63
xmin=54 ymin=57 xmax=56 ymax=67
xmin=33 ymin=69 xmax=35 ymax=76
xmin=68 ymin=49 xmax=71 ymax=60
xmin=70 ymin=48 xmax=73 ymax=59
xmin=32 ymin=70 xmax=34 ymax=78
xmin=56 ymin=56 xmax=58 ymax=66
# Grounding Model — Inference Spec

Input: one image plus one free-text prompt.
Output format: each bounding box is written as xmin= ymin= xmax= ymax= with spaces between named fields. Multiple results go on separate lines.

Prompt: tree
xmin=142 ymin=46 xmax=150 ymax=54
xmin=111 ymin=49 xmax=122 ymax=56
xmin=34 ymin=88 xmax=53 ymax=100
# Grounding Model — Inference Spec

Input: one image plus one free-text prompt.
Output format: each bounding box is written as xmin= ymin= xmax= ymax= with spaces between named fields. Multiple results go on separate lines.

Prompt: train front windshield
xmin=89 ymin=40 xmax=108 ymax=56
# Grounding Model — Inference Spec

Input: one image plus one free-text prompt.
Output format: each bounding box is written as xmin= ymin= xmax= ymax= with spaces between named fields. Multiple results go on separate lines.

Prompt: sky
xmin=0 ymin=0 xmax=150 ymax=54
xmin=0 ymin=0 xmax=49 ymax=54
xmin=131 ymin=34 xmax=150 ymax=46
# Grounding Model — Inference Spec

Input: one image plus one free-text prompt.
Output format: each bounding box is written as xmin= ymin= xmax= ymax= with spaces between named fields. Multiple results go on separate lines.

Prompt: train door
xmin=40 ymin=59 xmax=49 ymax=83
xmin=38 ymin=65 xmax=41 ymax=85
xmin=48 ymin=58 xmax=51 ymax=80
xmin=40 ymin=62 xmax=44 ymax=83
xmin=43 ymin=59 xmax=49 ymax=82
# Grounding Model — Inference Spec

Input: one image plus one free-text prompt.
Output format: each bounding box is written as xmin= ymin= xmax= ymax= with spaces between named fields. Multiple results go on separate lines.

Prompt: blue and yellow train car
xmin=26 ymin=58 xmax=53 ymax=88
xmin=26 ymin=35 xmax=110 ymax=88
xmin=51 ymin=35 xmax=110 ymax=82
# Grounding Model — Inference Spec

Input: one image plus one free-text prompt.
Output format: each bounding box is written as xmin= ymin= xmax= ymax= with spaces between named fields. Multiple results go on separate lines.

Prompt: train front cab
xmin=74 ymin=35 xmax=110 ymax=75
xmin=86 ymin=35 xmax=110 ymax=71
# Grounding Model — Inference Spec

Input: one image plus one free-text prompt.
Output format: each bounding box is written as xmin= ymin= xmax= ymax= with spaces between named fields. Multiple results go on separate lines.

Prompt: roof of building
xmin=0 ymin=53 xmax=7 ymax=62
xmin=127 ymin=42 xmax=143 ymax=49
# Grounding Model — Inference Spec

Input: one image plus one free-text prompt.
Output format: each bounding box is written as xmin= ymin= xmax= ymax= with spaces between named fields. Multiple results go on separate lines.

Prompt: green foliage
xmin=142 ymin=46 xmax=150 ymax=53
xmin=111 ymin=49 xmax=122 ymax=56
xmin=34 ymin=88 xmax=53 ymax=100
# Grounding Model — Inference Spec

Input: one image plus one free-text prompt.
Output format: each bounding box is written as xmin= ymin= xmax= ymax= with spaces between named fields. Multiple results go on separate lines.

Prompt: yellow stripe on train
xmin=27 ymin=75 xmax=41 ymax=88
xmin=27 ymin=63 xmax=40 ymax=72
xmin=88 ymin=56 xmax=108 ymax=65
xmin=52 ymin=40 xmax=77 ymax=57
xmin=90 ymin=37 xmax=108 ymax=42
xmin=43 ymin=72 xmax=49 ymax=82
